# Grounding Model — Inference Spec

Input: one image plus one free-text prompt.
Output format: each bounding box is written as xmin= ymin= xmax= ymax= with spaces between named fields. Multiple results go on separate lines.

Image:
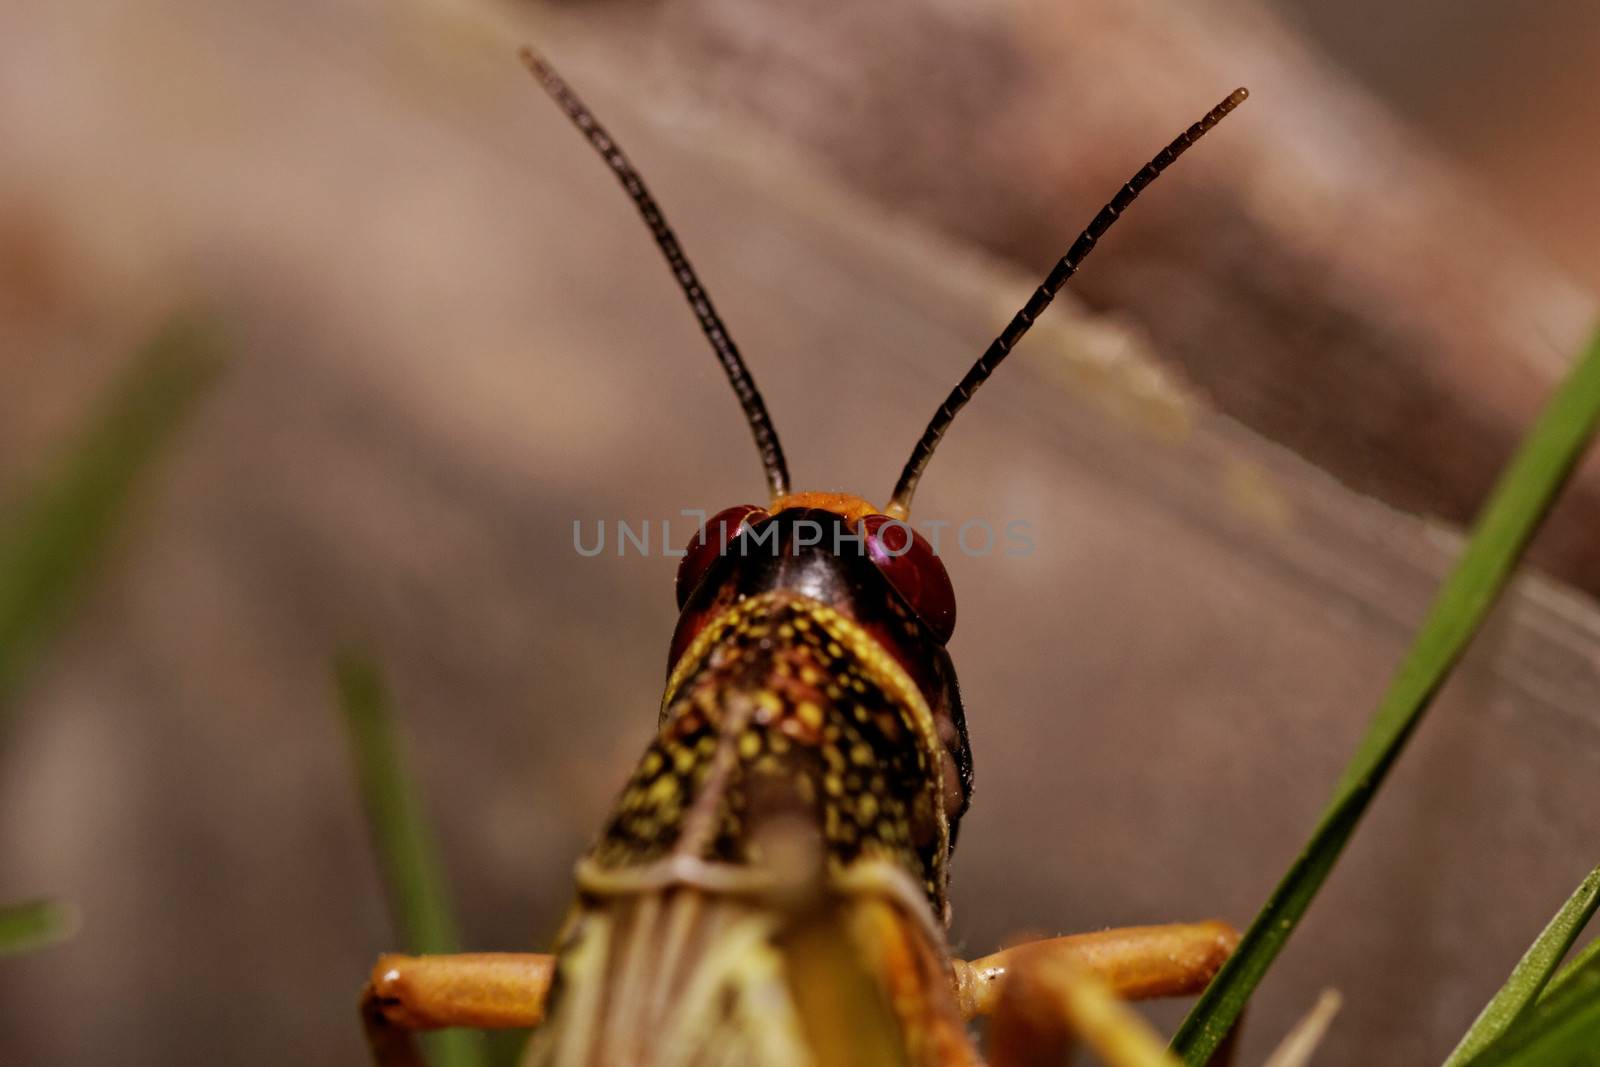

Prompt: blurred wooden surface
xmin=0 ymin=2 xmax=1597 ymax=1065
xmin=1270 ymin=0 xmax=1600 ymax=297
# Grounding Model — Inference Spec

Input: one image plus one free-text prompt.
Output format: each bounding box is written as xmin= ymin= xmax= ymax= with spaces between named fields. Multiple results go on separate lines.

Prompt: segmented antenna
xmin=520 ymin=49 xmax=791 ymax=500
xmin=886 ymin=87 xmax=1249 ymax=519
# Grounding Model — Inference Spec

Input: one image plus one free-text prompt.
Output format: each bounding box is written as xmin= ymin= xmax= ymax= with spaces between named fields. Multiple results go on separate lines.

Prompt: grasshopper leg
xmin=361 ymin=952 xmax=555 ymax=1066
xmin=956 ymin=921 xmax=1242 ymax=1067
xmin=953 ymin=920 xmax=1238 ymax=1018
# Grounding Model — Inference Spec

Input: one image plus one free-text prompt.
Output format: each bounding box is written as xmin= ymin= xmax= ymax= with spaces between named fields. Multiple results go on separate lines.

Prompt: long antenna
xmin=520 ymin=48 xmax=791 ymax=500
xmin=886 ymin=87 xmax=1248 ymax=519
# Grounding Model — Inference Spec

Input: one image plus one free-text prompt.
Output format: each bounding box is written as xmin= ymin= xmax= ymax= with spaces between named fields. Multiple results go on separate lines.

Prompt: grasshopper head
xmin=666 ymin=492 xmax=974 ymax=847
xmin=673 ymin=492 xmax=956 ymax=648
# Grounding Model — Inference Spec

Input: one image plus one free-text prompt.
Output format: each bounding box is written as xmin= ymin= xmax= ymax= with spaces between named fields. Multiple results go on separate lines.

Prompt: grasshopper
xmin=361 ymin=48 xmax=1249 ymax=1067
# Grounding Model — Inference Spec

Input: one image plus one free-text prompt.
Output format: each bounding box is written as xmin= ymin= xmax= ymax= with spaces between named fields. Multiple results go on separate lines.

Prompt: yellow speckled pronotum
xmin=360 ymin=48 xmax=1249 ymax=1067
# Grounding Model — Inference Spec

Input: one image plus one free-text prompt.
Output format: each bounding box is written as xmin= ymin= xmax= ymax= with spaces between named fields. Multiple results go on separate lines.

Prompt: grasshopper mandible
xmin=361 ymin=48 xmax=1249 ymax=1067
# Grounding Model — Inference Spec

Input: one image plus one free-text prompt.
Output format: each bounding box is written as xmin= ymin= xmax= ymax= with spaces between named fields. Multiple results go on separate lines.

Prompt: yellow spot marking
xmin=797 ymin=701 xmax=824 ymax=730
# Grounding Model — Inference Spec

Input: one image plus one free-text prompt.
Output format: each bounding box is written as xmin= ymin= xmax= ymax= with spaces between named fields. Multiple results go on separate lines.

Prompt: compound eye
xmin=675 ymin=504 xmax=767 ymax=609
xmin=862 ymin=514 xmax=956 ymax=643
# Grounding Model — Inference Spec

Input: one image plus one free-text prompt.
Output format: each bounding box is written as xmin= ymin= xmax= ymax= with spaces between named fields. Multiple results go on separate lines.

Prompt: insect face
xmin=674 ymin=495 xmax=956 ymax=643
xmin=667 ymin=500 xmax=974 ymax=842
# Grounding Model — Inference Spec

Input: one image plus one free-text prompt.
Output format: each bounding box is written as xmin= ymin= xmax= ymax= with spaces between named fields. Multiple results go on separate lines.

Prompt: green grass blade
xmin=1540 ymin=937 xmax=1600 ymax=1006
xmin=0 ymin=898 xmax=79 ymax=957
xmin=483 ymin=1029 xmax=533 ymax=1067
xmin=0 ymin=313 xmax=222 ymax=714
xmin=335 ymin=652 xmax=481 ymax=1067
xmin=1171 ymin=328 xmax=1600 ymax=1064
xmin=1445 ymin=864 xmax=1600 ymax=1065
xmin=1466 ymin=947 xmax=1600 ymax=1067
xmin=336 ymin=652 xmax=459 ymax=953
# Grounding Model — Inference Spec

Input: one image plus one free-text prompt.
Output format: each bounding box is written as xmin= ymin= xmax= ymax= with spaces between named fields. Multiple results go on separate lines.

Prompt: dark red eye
xmin=675 ymin=504 xmax=767 ymax=608
xmin=862 ymin=514 xmax=956 ymax=643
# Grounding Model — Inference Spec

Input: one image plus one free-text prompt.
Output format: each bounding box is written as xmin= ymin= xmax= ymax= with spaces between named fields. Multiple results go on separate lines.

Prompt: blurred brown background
xmin=2 ymin=1 xmax=1599 ymax=1064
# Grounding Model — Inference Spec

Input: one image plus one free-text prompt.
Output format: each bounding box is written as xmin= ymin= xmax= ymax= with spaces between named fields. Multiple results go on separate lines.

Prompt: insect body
xmin=361 ymin=49 xmax=1247 ymax=1067
xmin=534 ymin=505 xmax=973 ymax=1066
